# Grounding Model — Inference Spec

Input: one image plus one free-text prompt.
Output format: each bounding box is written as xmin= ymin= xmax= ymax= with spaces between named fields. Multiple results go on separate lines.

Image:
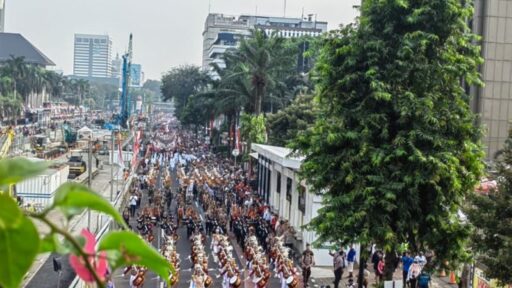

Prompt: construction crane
xmin=117 ymin=33 xmax=133 ymax=129
xmin=0 ymin=127 xmax=15 ymax=158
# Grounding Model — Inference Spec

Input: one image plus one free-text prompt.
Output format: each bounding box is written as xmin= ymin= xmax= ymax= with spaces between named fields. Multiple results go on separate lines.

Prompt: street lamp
xmin=110 ymin=129 xmax=119 ymax=202
xmin=87 ymin=135 xmax=92 ymax=230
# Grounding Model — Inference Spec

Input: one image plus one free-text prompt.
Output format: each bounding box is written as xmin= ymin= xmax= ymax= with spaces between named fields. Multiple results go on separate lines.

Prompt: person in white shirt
xmin=129 ymin=194 xmax=138 ymax=217
xmin=415 ymin=251 xmax=427 ymax=269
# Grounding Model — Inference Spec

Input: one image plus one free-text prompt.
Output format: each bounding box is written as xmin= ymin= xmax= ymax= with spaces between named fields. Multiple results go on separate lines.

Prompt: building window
xmin=298 ymin=186 xmax=306 ymax=213
xmin=276 ymin=172 xmax=281 ymax=194
xmin=286 ymin=177 xmax=292 ymax=201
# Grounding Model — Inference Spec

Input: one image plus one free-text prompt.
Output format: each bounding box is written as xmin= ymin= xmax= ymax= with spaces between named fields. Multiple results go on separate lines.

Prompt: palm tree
xmin=42 ymin=70 xmax=65 ymax=100
xmin=75 ymin=79 xmax=90 ymax=107
xmin=1 ymin=56 xmax=27 ymax=102
xmin=228 ymin=29 xmax=292 ymax=115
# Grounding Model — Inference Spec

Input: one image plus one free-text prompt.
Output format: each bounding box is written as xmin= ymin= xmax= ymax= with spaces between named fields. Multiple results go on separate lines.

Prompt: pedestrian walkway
xmin=24 ymin=159 xmax=121 ymax=288
xmin=307 ymin=265 xmax=458 ymax=288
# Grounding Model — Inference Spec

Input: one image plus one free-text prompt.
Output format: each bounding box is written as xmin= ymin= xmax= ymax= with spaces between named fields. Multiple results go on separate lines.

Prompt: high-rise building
xmin=202 ymin=13 xmax=328 ymax=72
xmin=0 ymin=0 xmax=6 ymax=32
xmin=111 ymin=53 xmax=122 ymax=79
xmin=73 ymin=34 xmax=112 ymax=78
xmin=470 ymin=0 xmax=512 ymax=159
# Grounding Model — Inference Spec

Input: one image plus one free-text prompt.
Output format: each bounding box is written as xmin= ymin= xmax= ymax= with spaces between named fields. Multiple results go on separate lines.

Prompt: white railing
xmin=69 ymin=170 xmax=136 ymax=288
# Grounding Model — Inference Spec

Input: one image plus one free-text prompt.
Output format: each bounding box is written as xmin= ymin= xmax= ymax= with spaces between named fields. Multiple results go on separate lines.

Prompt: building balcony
xmin=208 ymin=44 xmax=236 ymax=58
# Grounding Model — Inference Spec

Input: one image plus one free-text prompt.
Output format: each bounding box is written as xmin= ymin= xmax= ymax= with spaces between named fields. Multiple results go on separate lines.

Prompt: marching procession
xmin=118 ymin=118 xmax=307 ymax=288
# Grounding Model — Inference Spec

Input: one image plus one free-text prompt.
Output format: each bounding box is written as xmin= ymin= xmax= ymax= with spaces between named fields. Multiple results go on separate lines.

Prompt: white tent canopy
xmin=77 ymin=126 xmax=93 ymax=140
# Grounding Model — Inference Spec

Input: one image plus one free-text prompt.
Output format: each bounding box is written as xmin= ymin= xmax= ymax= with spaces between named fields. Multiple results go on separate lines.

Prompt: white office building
xmin=252 ymin=144 xmax=335 ymax=266
xmin=73 ymin=34 xmax=112 ymax=78
xmin=203 ymin=14 xmax=328 ymax=74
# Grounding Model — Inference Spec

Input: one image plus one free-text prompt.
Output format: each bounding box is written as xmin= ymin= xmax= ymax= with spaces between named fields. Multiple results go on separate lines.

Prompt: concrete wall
xmin=257 ymin=156 xmax=334 ymax=266
xmin=472 ymin=0 xmax=512 ymax=158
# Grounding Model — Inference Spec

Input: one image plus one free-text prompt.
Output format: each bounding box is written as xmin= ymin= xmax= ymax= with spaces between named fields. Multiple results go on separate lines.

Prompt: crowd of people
xmin=114 ymin=117 xmax=436 ymax=288
xmin=116 ymin=119 xmax=304 ymax=288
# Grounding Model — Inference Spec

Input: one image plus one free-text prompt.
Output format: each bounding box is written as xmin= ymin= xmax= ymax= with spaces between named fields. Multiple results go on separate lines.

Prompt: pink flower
xmin=69 ymin=229 xmax=108 ymax=283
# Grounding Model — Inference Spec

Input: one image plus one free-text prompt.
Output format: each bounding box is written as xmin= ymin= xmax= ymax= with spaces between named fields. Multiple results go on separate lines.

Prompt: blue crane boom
xmin=117 ymin=33 xmax=133 ymax=129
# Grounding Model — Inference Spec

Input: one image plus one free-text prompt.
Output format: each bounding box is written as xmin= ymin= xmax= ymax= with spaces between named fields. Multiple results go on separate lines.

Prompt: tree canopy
xmin=267 ymin=94 xmax=317 ymax=147
xmin=293 ymin=0 xmax=484 ymax=278
xmin=160 ymin=65 xmax=210 ymax=120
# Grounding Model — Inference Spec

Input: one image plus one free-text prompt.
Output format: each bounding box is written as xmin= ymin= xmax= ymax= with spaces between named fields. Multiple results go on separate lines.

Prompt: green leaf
xmin=0 ymin=194 xmax=40 ymax=288
xmin=39 ymin=234 xmax=57 ymax=253
xmin=99 ymin=231 xmax=174 ymax=281
xmin=0 ymin=158 xmax=47 ymax=186
xmin=40 ymin=234 xmax=83 ymax=254
xmin=52 ymin=183 xmax=128 ymax=229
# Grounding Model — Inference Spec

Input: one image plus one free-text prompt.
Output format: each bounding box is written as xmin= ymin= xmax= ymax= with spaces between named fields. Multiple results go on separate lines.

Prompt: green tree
xmin=1 ymin=56 xmax=28 ymax=101
xmin=160 ymin=65 xmax=209 ymax=119
xmin=180 ymin=94 xmax=214 ymax=134
xmin=467 ymin=131 xmax=512 ymax=284
xmin=143 ymin=79 xmax=162 ymax=99
xmin=293 ymin=0 xmax=484 ymax=279
xmin=267 ymin=94 xmax=316 ymax=147
xmin=74 ymin=79 xmax=90 ymax=107
xmin=226 ymin=29 xmax=297 ymax=115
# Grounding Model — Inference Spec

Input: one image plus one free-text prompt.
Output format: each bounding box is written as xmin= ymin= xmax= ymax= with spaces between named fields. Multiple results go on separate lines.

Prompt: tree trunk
xmin=255 ymin=83 xmax=264 ymax=115
xmin=384 ymin=249 xmax=397 ymax=280
xmin=461 ymin=264 xmax=471 ymax=288
xmin=358 ymin=245 xmax=368 ymax=288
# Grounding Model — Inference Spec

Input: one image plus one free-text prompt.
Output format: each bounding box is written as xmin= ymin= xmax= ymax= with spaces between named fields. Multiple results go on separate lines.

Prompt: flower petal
xmin=81 ymin=229 xmax=96 ymax=254
xmin=96 ymin=251 xmax=108 ymax=280
xmin=69 ymin=254 xmax=95 ymax=283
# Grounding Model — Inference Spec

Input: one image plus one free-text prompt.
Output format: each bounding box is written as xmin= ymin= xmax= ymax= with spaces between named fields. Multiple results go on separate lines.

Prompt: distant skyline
xmin=5 ymin=0 xmax=360 ymax=80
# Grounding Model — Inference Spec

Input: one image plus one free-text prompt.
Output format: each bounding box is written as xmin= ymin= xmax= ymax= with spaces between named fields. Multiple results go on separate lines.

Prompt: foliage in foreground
xmin=467 ymin=131 xmax=512 ymax=284
xmin=0 ymin=158 xmax=173 ymax=288
xmin=293 ymin=0 xmax=484 ymax=279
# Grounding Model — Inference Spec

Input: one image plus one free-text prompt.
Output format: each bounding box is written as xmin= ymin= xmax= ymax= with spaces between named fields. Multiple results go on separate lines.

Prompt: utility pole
xmin=87 ymin=136 xmax=92 ymax=230
xmin=110 ymin=130 xmax=114 ymax=202
xmin=283 ymin=0 xmax=287 ymax=17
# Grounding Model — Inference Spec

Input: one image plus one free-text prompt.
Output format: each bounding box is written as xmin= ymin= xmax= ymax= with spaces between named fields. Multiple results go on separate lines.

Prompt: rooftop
xmin=252 ymin=144 xmax=305 ymax=170
xmin=0 ymin=33 xmax=55 ymax=66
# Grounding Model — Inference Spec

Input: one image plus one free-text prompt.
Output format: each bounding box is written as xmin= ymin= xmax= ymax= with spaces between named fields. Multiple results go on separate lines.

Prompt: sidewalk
xmin=308 ymin=265 xmax=458 ymax=288
xmin=22 ymin=159 xmax=122 ymax=287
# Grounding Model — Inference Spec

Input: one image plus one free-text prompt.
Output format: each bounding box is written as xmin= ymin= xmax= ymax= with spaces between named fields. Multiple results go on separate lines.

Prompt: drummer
xmin=190 ymin=264 xmax=205 ymax=288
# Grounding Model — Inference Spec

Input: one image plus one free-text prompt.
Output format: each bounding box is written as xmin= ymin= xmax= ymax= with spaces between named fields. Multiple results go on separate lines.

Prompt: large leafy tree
xmin=467 ymin=131 xmax=512 ymax=284
xmin=293 ymin=0 xmax=484 ymax=278
xmin=161 ymin=65 xmax=209 ymax=120
xmin=267 ymin=94 xmax=316 ymax=146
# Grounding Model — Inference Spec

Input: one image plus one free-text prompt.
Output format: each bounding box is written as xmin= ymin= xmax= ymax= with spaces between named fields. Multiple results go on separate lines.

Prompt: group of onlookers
xmin=325 ymin=247 xmax=433 ymax=288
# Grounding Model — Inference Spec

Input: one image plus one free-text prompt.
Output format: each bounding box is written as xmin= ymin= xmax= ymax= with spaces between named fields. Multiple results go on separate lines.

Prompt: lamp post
xmin=110 ymin=129 xmax=118 ymax=202
xmin=87 ymin=135 xmax=92 ymax=230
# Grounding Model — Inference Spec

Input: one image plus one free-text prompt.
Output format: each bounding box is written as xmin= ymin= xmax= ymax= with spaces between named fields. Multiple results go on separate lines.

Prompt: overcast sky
xmin=5 ymin=0 xmax=360 ymax=80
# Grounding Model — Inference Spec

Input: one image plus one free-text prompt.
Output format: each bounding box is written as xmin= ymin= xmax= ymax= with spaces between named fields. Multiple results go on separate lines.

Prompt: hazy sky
xmin=5 ymin=0 xmax=360 ymax=80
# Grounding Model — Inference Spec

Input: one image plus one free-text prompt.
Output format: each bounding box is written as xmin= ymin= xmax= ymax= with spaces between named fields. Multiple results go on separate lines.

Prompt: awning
xmin=77 ymin=126 xmax=92 ymax=133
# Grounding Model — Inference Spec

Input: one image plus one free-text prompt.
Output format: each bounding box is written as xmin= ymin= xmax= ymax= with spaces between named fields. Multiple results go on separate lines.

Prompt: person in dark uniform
xmin=302 ymin=243 xmax=315 ymax=287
